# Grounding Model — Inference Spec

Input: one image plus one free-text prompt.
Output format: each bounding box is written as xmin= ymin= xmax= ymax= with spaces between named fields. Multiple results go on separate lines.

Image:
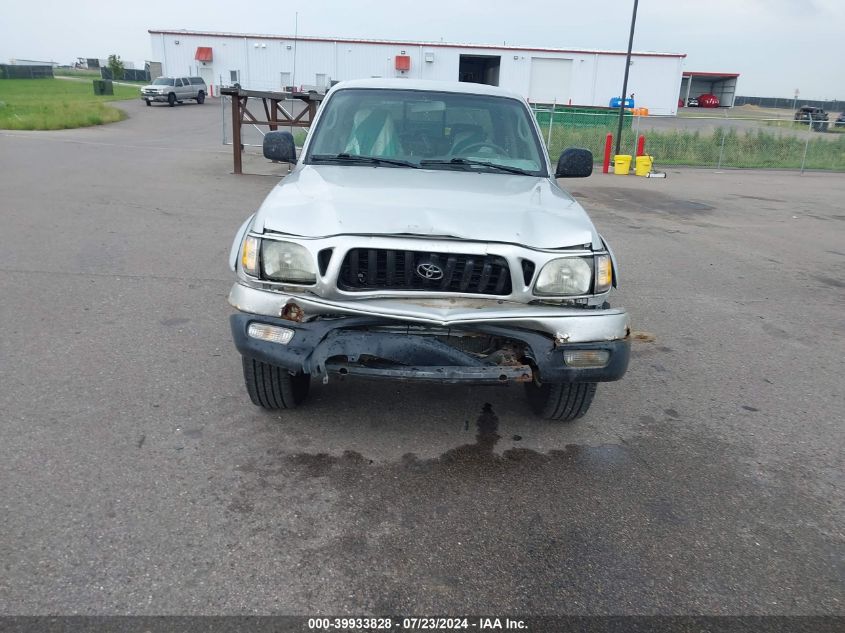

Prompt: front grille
xmin=338 ymin=248 xmax=512 ymax=295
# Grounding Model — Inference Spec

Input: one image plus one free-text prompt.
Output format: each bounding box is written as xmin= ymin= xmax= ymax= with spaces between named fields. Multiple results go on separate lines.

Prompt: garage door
xmin=529 ymin=58 xmax=572 ymax=104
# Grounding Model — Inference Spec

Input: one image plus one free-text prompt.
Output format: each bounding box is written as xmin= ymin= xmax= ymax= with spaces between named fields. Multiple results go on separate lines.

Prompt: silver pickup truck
xmin=228 ymin=79 xmax=630 ymax=422
xmin=140 ymin=76 xmax=206 ymax=107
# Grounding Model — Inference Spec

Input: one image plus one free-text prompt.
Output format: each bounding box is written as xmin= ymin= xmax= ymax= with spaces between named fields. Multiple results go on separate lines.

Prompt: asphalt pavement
xmin=0 ymin=98 xmax=842 ymax=615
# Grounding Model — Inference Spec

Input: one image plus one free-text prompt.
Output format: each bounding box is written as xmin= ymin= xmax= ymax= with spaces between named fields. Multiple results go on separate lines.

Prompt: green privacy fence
xmin=0 ymin=65 xmax=54 ymax=79
xmin=532 ymin=105 xmax=632 ymax=129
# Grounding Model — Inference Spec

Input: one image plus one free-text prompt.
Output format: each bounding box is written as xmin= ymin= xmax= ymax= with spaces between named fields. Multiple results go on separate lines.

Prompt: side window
xmin=174 ymin=79 xmax=183 ymax=87
xmin=181 ymin=78 xmax=190 ymax=87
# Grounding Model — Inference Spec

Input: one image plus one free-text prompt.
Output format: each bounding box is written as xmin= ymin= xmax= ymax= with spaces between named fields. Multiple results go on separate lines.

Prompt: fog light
xmin=247 ymin=322 xmax=294 ymax=345
xmin=564 ymin=349 xmax=610 ymax=368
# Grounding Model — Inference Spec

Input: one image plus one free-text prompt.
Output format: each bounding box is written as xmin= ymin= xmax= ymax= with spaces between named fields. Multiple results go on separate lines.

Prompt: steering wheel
xmin=457 ymin=141 xmax=508 ymax=156
xmin=404 ymin=129 xmax=435 ymax=156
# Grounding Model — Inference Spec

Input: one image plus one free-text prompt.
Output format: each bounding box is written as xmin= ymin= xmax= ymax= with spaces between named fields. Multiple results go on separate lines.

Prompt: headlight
xmin=534 ymin=257 xmax=592 ymax=296
xmin=261 ymin=240 xmax=316 ymax=284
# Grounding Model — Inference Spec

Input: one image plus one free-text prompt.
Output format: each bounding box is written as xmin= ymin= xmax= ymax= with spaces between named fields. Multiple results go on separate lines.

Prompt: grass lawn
xmin=54 ymin=68 xmax=102 ymax=79
xmin=543 ymin=119 xmax=845 ymax=171
xmin=0 ymin=78 xmax=139 ymax=130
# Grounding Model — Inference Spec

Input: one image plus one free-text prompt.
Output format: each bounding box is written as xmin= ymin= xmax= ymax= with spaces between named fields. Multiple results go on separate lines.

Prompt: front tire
xmin=242 ymin=357 xmax=310 ymax=410
xmin=196 ymin=91 xmax=205 ymax=104
xmin=144 ymin=99 xmax=151 ymax=107
xmin=167 ymin=92 xmax=176 ymax=107
xmin=525 ymin=382 xmax=597 ymax=422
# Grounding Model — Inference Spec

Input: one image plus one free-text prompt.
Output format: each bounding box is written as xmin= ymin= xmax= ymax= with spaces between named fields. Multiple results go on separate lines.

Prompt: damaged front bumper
xmin=228 ymin=283 xmax=630 ymax=385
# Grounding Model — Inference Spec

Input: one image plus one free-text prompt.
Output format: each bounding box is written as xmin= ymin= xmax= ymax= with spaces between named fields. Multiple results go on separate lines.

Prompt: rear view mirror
xmin=555 ymin=147 xmax=593 ymax=178
xmin=263 ymin=131 xmax=297 ymax=163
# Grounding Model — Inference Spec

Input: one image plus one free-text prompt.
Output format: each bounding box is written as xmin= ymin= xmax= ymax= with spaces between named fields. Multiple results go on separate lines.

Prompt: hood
xmin=254 ymin=165 xmax=599 ymax=249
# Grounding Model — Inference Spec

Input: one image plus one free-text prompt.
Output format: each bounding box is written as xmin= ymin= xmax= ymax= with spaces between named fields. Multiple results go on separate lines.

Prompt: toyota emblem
xmin=416 ymin=262 xmax=444 ymax=280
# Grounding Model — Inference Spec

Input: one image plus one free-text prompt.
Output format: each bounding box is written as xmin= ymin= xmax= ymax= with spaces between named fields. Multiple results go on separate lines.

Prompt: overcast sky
xmin=2 ymin=0 xmax=842 ymax=100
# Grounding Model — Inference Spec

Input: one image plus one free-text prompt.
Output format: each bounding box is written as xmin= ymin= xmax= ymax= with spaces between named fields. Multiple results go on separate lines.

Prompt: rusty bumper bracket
xmin=325 ymin=362 xmax=533 ymax=384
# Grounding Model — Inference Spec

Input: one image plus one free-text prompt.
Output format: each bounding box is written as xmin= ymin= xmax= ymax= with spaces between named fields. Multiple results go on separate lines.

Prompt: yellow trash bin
xmin=635 ymin=155 xmax=653 ymax=176
xmin=614 ymin=154 xmax=632 ymax=175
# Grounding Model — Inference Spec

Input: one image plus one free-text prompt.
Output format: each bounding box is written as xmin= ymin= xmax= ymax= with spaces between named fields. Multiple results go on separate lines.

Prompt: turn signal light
xmin=241 ymin=236 xmax=259 ymax=276
xmin=595 ymin=254 xmax=612 ymax=293
xmin=563 ymin=349 xmax=610 ymax=368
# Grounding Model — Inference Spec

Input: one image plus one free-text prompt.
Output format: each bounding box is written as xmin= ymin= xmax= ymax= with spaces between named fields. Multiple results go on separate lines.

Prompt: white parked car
xmin=227 ymin=79 xmax=630 ymax=422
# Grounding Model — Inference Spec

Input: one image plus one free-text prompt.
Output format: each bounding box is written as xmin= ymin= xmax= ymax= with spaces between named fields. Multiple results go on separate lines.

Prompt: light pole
xmin=292 ymin=12 xmax=299 ymax=90
xmin=615 ymin=0 xmax=639 ymax=156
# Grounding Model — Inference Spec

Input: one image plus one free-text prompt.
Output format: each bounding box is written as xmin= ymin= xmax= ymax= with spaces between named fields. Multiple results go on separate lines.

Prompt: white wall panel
xmin=150 ymin=32 xmax=684 ymax=114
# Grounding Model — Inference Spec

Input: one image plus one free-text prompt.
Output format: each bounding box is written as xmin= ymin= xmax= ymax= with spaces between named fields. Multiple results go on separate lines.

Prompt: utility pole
xmin=615 ymin=0 xmax=639 ymax=156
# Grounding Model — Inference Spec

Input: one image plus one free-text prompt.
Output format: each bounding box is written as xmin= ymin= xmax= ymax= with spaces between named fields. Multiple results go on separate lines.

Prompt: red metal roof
xmin=150 ymin=29 xmax=685 ymax=59
xmin=194 ymin=47 xmax=212 ymax=62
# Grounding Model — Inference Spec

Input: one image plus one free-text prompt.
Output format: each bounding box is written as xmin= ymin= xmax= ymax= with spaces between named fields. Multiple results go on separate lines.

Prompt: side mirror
xmin=263 ymin=131 xmax=297 ymax=163
xmin=555 ymin=147 xmax=593 ymax=178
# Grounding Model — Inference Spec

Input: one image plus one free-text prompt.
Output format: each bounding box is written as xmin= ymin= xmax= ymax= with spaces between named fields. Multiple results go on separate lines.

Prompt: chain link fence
xmin=531 ymin=104 xmax=845 ymax=172
xmin=99 ymin=68 xmax=150 ymax=82
xmin=735 ymin=96 xmax=845 ymax=112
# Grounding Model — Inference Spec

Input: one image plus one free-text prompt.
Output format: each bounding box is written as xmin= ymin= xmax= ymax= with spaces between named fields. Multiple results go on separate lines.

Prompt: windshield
xmin=305 ymin=88 xmax=547 ymax=176
xmin=152 ymin=78 xmax=174 ymax=86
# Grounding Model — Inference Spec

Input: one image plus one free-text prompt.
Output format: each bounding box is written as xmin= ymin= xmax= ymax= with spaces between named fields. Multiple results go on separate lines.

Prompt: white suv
xmin=140 ymin=76 xmax=206 ymax=107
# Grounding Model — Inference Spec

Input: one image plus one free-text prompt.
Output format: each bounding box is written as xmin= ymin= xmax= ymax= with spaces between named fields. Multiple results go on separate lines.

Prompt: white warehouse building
xmin=149 ymin=29 xmax=687 ymax=115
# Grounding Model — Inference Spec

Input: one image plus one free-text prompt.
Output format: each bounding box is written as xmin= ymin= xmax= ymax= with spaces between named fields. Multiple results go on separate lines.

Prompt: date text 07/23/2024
xmin=307 ymin=617 xmax=527 ymax=630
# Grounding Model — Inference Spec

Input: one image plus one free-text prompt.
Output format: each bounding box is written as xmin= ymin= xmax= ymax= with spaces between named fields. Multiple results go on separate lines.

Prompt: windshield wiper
xmin=310 ymin=153 xmax=418 ymax=168
xmin=419 ymin=158 xmax=534 ymax=175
